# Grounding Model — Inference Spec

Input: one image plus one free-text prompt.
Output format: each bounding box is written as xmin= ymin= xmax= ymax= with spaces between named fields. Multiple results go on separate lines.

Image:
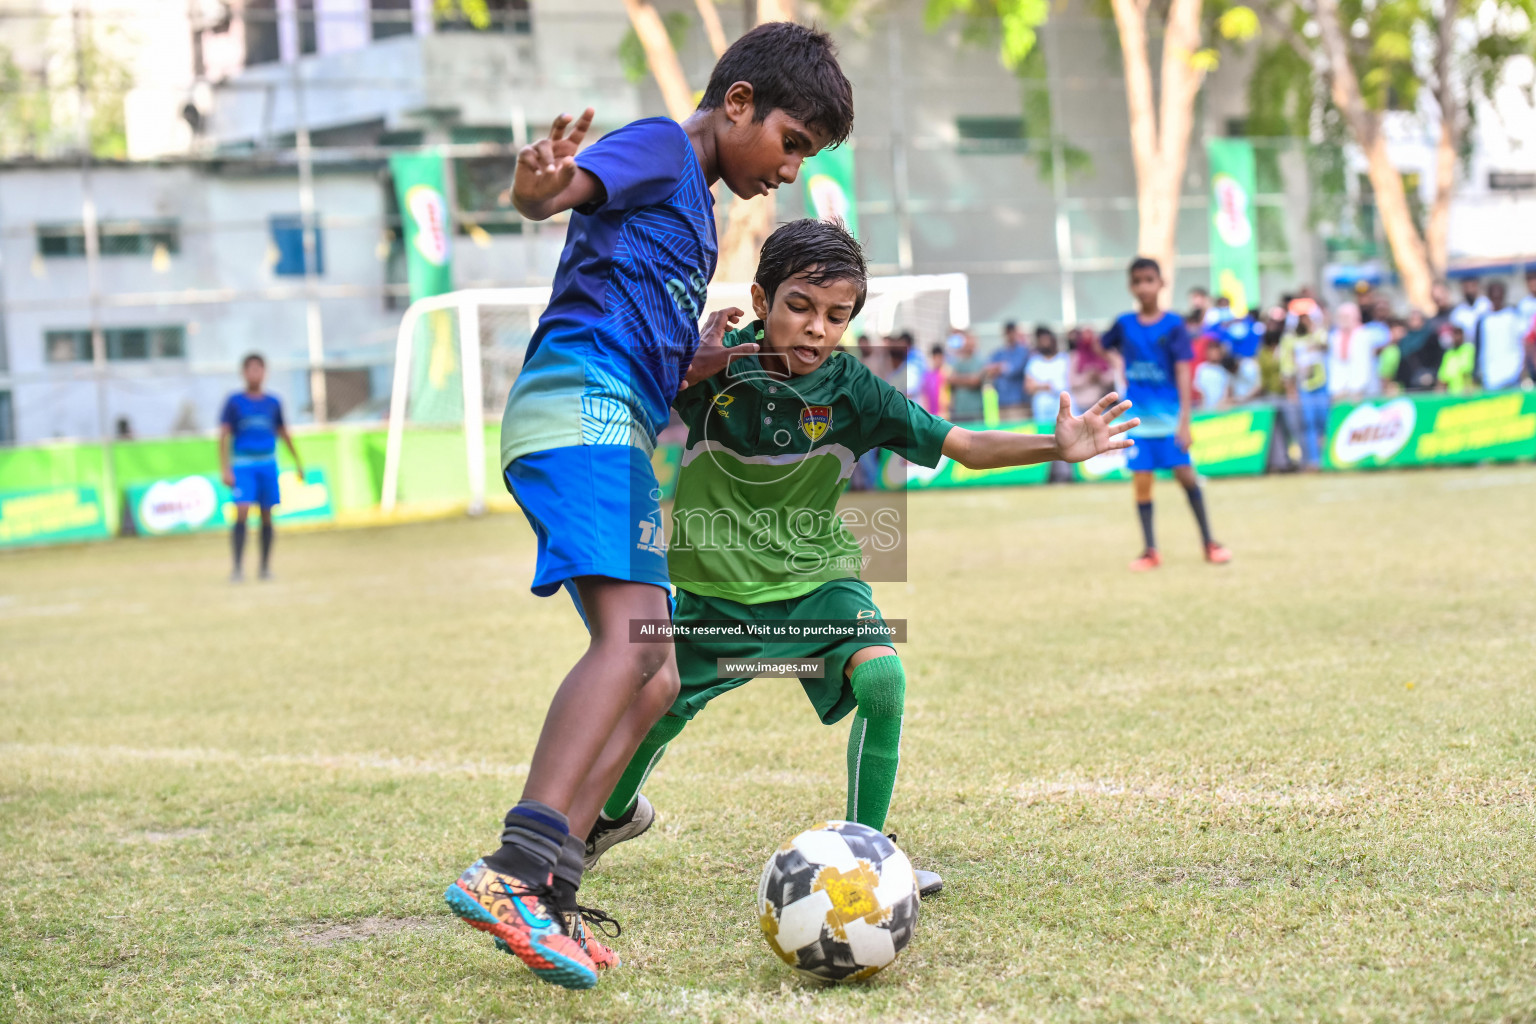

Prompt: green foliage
xmin=433 ymin=0 xmax=492 ymax=29
xmin=618 ymin=11 xmax=693 ymax=86
xmin=0 ymin=25 xmax=131 ymax=160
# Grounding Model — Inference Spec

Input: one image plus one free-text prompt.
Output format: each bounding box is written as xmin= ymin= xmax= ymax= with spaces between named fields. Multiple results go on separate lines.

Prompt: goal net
xmin=381 ymin=274 xmax=969 ymax=514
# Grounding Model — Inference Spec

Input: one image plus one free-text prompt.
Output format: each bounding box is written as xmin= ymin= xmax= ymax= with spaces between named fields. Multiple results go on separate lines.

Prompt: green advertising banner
xmin=1326 ymin=391 xmax=1536 ymax=470
xmin=390 ymin=150 xmax=460 ymax=425
xmin=0 ymin=486 xmax=110 ymax=548
xmin=802 ymin=144 xmax=858 ymax=238
xmin=124 ymin=469 xmax=335 ymax=536
xmin=1207 ymin=138 xmax=1260 ymax=317
xmin=1074 ymin=407 xmax=1276 ymax=482
xmin=876 ymin=423 xmax=1050 ymax=489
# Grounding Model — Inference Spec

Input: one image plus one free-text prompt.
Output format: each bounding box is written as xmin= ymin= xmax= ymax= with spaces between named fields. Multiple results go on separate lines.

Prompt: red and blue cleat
xmin=444 ymin=859 xmax=598 ymax=990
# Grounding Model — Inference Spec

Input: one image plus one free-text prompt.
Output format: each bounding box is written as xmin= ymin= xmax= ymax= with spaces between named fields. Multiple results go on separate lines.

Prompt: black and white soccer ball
xmin=757 ymin=821 xmax=919 ymax=982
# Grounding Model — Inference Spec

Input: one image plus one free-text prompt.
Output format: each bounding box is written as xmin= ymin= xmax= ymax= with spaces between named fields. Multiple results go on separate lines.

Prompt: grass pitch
xmin=3 ymin=466 xmax=1535 ymax=1023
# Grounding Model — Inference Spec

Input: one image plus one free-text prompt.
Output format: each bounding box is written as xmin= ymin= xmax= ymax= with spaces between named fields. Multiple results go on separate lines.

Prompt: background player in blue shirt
xmin=443 ymin=22 xmax=855 ymax=991
xmin=1103 ymin=258 xmax=1232 ymax=571
xmin=219 ymin=353 xmax=303 ymax=581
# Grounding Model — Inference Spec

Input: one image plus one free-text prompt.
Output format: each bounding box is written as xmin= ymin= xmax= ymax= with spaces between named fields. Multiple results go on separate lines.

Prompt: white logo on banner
xmin=807 ymin=173 xmax=852 ymax=225
xmin=405 ymin=184 xmax=450 ymax=266
xmin=140 ymin=476 xmax=220 ymax=533
xmin=1332 ymin=398 xmax=1416 ymax=465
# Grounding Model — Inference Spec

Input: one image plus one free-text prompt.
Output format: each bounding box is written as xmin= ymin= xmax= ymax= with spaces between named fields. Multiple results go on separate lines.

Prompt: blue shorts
xmin=231 ymin=459 xmax=281 ymax=509
xmin=1126 ymin=435 xmax=1193 ymax=473
xmin=504 ymin=444 xmax=670 ymax=618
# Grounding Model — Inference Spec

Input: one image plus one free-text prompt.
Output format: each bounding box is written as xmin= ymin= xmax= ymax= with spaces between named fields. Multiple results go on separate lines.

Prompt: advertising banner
xmin=1074 ymin=406 xmax=1275 ymax=481
xmin=0 ymin=486 xmax=110 ymax=548
xmin=877 ymin=423 xmax=1050 ymax=489
xmin=1207 ymin=138 xmax=1261 ymax=316
xmin=1326 ymin=391 xmax=1536 ymax=470
xmin=390 ymin=150 xmax=460 ymax=425
xmin=125 ymin=469 xmax=334 ymax=536
xmin=801 ymin=144 xmax=859 ymax=239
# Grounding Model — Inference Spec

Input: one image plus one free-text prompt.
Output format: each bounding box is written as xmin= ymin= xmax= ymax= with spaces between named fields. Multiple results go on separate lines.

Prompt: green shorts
xmin=671 ymin=578 xmax=891 ymax=726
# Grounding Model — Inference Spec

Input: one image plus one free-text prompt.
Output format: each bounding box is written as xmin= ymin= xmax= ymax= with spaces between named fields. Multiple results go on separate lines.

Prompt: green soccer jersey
xmin=668 ymin=321 xmax=955 ymax=604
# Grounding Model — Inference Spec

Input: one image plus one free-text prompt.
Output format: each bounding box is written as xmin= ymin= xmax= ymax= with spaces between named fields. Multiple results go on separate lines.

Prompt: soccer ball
xmin=757 ymin=821 xmax=919 ymax=982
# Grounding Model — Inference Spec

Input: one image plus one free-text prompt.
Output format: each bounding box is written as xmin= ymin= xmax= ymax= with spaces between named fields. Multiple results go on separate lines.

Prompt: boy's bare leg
xmin=566 ymin=651 xmax=679 ymax=840
xmin=521 ymin=575 xmax=674 ymax=814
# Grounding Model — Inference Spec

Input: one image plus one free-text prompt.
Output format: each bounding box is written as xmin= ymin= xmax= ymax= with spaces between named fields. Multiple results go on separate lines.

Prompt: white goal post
xmin=381 ymin=274 xmax=969 ymax=515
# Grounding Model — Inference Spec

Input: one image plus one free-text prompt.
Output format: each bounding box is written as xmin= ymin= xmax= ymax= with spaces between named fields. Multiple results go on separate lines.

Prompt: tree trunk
xmin=757 ymin=0 xmax=797 ymax=22
xmin=1313 ymin=0 xmax=1435 ymax=311
xmin=1425 ymin=4 xmax=1458 ymax=278
xmin=622 ymin=0 xmax=694 ymax=121
xmin=715 ymin=0 xmax=795 ymax=282
xmin=1109 ymin=0 xmax=1204 ymax=301
xmin=695 ymin=0 xmax=729 ymax=57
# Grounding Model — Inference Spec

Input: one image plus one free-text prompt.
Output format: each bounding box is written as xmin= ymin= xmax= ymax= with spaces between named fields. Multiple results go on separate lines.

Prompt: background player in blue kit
xmin=219 ymin=353 xmax=303 ymax=581
xmin=442 ymin=22 xmax=855 ymax=991
xmin=1103 ymin=258 xmax=1232 ymax=571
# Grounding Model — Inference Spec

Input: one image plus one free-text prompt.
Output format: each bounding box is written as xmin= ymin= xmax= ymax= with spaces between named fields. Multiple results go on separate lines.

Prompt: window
xmin=44 ymin=326 xmax=186 ymax=363
xmin=270 ymin=215 xmax=325 ymax=276
xmin=245 ymin=0 xmax=281 ymax=65
xmin=371 ymin=0 xmax=413 ymax=40
xmin=436 ymin=0 xmax=530 ymax=34
xmin=37 ymin=220 xmax=180 ymax=259
xmin=298 ymin=0 xmax=318 ymax=55
xmin=955 ymin=116 xmax=1027 ymax=153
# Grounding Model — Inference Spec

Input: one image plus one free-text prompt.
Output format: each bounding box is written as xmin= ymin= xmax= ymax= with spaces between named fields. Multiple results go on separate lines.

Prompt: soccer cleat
xmin=1204 ymin=542 xmax=1232 ymax=564
xmin=444 ymin=859 xmax=597 ymax=990
xmin=1129 ymin=549 xmax=1163 ymax=572
xmin=583 ymin=794 xmax=655 ymax=871
xmin=230 ymin=569 xmax=244 ymax=583
xmin=886 ymin=833 xmax=944 ymax=898
xmin=564 ymin=904 xmax=622 ymax=970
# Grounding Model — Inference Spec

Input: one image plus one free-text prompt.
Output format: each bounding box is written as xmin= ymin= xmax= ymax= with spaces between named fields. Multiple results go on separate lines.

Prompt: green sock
xmin=601 ymin=713 xmax=688 ymax=822
xmin=845 ymin=655 xmax=906 ymax=831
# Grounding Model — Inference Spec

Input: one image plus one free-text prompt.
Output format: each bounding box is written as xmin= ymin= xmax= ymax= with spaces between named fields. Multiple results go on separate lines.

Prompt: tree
xmin=1249 ymin=0 xmax=1534 ymax=308
xmin=0 ymin=23 xmax=132 ymax=160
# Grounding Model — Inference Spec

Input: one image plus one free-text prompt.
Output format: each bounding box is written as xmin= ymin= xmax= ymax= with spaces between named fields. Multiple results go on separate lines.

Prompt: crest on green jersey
xmin=713 ymin=394 xmax=734 ymax=419
xmin=801 ymin=405 xmax=832 ymax=442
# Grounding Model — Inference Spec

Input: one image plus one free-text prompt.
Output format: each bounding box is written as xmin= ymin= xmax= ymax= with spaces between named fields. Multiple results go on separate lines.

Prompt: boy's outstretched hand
xmin=511 ymin=108 xmax=595 ymax=219
xmin=680 ymin=306 xmax=759 ymax=390
xmin=1053 ymin=391 xmax=1139 ymax=463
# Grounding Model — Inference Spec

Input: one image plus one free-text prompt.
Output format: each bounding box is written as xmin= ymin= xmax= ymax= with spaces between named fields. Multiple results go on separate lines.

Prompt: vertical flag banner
xmin=390 ymin=151 xmax=461 ymax=423
xmin=1207 ymin=138 xmax=1260 ymax=317
xmin=802 ymin=145 xmax=859 ymax=239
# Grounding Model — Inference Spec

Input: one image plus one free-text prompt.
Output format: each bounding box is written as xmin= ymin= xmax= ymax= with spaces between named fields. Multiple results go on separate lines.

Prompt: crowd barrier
xmin=1 ymin=390 xmax=1532 ymax=550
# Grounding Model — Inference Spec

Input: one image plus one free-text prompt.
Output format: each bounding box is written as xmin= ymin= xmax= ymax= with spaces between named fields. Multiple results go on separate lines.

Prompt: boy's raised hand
xmin=680 ymin=306 xmax=758 ymax=390
xmin=511 ymin=108 xmax=595 ymax=215
xmin=1053 ymin=391 xmax=1139 ymax=463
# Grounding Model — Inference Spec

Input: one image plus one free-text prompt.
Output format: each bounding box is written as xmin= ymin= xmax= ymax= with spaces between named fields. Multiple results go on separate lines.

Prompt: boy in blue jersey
xmin=218 ymin=353 xmax=302 ymax=582
xmin=443 ymin=22 xmax=855 ymax=990
xmin=1103 ymin=258 xmax=1232 ymax=571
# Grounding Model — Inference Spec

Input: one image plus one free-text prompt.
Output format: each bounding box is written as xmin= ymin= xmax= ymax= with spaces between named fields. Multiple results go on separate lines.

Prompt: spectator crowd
xmin=855 ymin=272 xmax=1536 ymax=474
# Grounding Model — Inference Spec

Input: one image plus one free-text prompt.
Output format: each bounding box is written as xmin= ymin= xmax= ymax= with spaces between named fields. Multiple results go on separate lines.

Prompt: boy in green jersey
xmin=581 ymin=219 xmax=1138 ymax=897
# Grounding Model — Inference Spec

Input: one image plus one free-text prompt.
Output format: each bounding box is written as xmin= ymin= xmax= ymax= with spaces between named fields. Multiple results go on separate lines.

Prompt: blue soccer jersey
xmin=220 ymin=392 xmax=284 ymax=460
xmin=1102 ymin=311 xmax=1192 ymax=438
xmin=499 ymin=117 xmax=717 ymax=468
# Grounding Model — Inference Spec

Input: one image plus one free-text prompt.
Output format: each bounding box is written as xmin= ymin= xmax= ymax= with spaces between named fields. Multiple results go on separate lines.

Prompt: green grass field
xmin=4 ymin=466 xmax=1536 ymax=1023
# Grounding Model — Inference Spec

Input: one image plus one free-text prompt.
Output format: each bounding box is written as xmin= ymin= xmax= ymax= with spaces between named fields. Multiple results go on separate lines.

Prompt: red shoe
xmin=1129 ymin=550 xmax=1162 ymax=572
xmin=444 ymin=860 xmax=598 ymax=989
xmin=565 ymin=905 xmax=622 ymax=969
xmin=1205 ymin=542 xmax=1233 ymax=564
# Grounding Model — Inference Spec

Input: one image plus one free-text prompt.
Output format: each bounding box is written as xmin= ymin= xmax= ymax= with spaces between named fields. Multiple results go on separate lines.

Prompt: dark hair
xmin=929 ymin=344 xmax=945 ymax=358
xmin=1188 ymin=285 xmax=1209 ymax=297
xmin=698 ymin=22 xmax=854 ymax=146
xmin=755 ymin=218 xmax=868 ymax=317
xmin=1129 ymin=256 xmax=1161 ymax=278
xmin=1003 ymin=320 xmax=1018 ymax=334
xmin=242 ymin=352 xmax=265 ymax=368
